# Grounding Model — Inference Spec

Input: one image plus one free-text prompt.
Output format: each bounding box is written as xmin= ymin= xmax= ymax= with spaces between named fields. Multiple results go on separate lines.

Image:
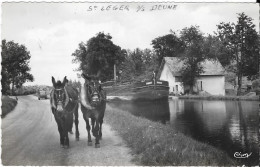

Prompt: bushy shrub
xmin=1 ymin=96 xmax=18 ymax=117
xmin=252 ymin=79 xmax=260 ymax=89
xmin=252 ymin=79 xmax=260 ymax=95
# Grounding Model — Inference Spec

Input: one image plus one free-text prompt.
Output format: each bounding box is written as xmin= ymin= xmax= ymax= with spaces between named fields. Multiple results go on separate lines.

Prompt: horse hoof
xmin=76 ymin=137 xmax=80 ymax=141
xmin=88 ymin=142 xmax=92 ymax=146
xmin=95 ymin=144 xmax=100 ymax=148
xmin=60 ymin=144 xmax=64 ymax=148
xmin=69 ymin=131 xmax=73 ymax=134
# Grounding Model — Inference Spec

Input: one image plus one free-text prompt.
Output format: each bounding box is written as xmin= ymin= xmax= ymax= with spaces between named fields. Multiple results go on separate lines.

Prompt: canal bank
xmin=178 ymin=95 xmax=259 ymax=101
xmin=104 ymin=104 xmax=236 ymax=166
xmin=107 ymin=94 xmax=259 ymax=101
xmin=105 ymin=96 xmax=259 ymax=166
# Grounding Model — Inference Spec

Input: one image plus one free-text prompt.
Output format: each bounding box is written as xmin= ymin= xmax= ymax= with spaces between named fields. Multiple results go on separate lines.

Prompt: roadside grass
xmin=178 ymin=95 xmax=259 ymax=101
xmin=104 ymin=105 xmax=237 ymax=166
xmin=1 ymin=96 xmax=18 ymax=118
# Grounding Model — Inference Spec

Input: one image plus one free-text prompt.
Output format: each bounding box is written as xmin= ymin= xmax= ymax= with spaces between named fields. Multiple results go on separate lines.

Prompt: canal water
xmin=108 ymin=99 xmax=259 ymax=166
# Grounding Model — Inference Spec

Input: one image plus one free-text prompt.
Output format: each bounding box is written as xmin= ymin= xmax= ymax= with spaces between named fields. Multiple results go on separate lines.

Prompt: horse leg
xmin=91 ymin=117 xmax=95 ymax=136
xmin=74 ymin=104 xmax=80 ymax=141
xmin=99 ymin=119 xmax=103 ymax=140
xmin=63 ymin=118 xmax=70 ymax=149
xmin=59 ymin=125 xmax=64 ymax=147
xmin=68 ymin=114 xmax=73 ymax=134
xmin=55 ymin=116 xmax=64 ymax=147
xmin=94 ymin=119 xmax=100 ymax=148
xmin=63 ymin=130 xmax=69 ymax=149
xmin=83 ymin=114 xmax=92 ymax=146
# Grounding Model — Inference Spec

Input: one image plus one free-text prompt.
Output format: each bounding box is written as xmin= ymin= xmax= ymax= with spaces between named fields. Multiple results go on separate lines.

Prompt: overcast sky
xmin=1 ymin=2 xmax=259 ymax=86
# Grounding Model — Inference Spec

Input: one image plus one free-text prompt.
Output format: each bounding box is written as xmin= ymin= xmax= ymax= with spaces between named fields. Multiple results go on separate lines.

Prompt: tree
xmin=151 ymin=32 xmax=185 ymax=65
xmin=216 ymin=13 xmax=259 ymax=95
xmin=119 ymin=48 xmax=144 ymax=82
xmin=178 ymin=26 xmax=206 ymax=93
xmin=119 ymin=48 xmax=158 ymax=82
xmin=72 ymin=32 xmax=125 ymax=81
xmin=67 ymin=79 xmax=81 ymax=90
xmin=1 ymin=40 xmax=34 ymax=95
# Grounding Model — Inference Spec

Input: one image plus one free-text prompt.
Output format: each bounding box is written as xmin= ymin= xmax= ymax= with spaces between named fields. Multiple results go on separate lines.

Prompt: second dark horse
xmin=80 ymin=73 xmax=106 ymax=148
xmin=50 ymin=76 xmax=80 ymax=148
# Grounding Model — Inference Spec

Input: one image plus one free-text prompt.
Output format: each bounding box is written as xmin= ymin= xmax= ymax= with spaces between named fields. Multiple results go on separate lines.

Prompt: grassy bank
xmin=104 ymin=105 xmax=237 ymax=166
xmin=178 ymin=95 xmax=259 ymax=101
xmin=1 ymin=96 xmax=18 ymax=118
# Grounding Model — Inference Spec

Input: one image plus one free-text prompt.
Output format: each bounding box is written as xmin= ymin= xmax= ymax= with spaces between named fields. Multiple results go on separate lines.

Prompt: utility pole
xmin=114 ymin=64 xmax=116 ymax=85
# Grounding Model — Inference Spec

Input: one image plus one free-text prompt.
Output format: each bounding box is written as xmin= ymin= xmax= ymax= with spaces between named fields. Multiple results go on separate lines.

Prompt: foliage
xmin=151 ymin=26 xmax=215 ymax=93
xmin=179 ymin=26 xmax=206 ymax=93
xmin=67 ymin=79 xmax=81 ymax=90
xmin=1 ymin=96 xmax=18 ymax=118
xmin=151 ymin=33 xmax=185 ymax=64
xmin=215 ymin=13 xmax=259 ymax=95
xmin=119 ymin=48 xmax=158 ymax=82
xmin=71 ymin=32 xmax=125 ymax=81
xmin=252 ymin=79 xmax=260 ymax=89
xmin=119 ymin=48 xmax=144 ymax=82
xmin=1 ymin=40 xmax=34 ymax=95
xmin=13 ymin=86 xmax=37 ymax=96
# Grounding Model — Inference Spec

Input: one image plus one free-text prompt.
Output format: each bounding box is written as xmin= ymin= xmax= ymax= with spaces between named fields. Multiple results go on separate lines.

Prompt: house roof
xmin=159 ymin=57 xmax=225 ymax=77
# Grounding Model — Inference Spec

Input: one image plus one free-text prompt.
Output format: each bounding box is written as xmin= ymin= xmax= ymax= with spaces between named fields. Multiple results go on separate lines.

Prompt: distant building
xmin=157 ymin=57 xmax=226 ymax=95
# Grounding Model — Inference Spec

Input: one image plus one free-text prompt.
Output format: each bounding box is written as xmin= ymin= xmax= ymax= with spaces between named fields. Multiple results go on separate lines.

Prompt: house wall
xmin=159 ymin=65 xmax=184 ymax=94
xmin=196 ymin=75 xmax=225 ymax=96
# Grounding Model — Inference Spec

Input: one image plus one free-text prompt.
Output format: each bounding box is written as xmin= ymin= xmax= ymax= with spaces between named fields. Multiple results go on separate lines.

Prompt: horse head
xmin=80 ymin=71 xmax=105 ymax=108
xmin=51 ymin=76 xmax=69 ymax=113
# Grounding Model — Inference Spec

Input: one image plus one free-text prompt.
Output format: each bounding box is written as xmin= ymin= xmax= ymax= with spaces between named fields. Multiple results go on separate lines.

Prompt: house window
xmin=176 ymin=85 xmax=178 ymax=92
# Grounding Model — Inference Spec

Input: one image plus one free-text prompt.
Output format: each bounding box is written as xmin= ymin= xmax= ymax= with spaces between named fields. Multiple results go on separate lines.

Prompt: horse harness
xmin=52 ymin=87 xmax=78 ymax=117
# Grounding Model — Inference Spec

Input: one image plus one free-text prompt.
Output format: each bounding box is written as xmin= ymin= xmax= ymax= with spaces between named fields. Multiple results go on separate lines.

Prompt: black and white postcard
xmin=1 ymin=1 xmax=259 ymax=166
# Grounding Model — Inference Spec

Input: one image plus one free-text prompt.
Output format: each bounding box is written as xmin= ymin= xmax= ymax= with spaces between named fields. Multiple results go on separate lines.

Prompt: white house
xmin=157 ymin=57 xmax=225 ymax=96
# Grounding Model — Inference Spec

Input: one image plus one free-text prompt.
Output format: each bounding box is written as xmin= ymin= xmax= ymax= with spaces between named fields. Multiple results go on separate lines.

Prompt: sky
xmin=1 ymin=2 xmax=259 ymax=86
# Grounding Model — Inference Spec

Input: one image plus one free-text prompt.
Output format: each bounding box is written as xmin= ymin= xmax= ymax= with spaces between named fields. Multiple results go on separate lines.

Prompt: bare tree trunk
xmin=189 ymin=85 xmax=193 ymax=94
xmin=237 ymin=74 xmax=242 ymax=96
xmin=11 ymin=79 xmax=15 ymax=96
xmin=236 ymin=50 xmax=242 ymax=96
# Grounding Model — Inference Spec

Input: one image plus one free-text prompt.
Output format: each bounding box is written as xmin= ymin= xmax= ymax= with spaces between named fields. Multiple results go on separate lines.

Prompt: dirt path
xmin=1 ymin=95 xmax=134 ymax=166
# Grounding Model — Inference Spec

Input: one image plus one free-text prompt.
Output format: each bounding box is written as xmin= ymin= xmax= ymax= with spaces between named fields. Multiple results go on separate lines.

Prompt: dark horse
xmin=50 ymin=76 xmax=80 ymax=148
xmin=80 ymin=73 xmax=106 ymax=148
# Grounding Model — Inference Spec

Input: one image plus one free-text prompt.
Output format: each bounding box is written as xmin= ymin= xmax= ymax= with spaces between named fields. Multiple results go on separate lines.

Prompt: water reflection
xmin=169 ymin=99 xmax=258 ymax=165
xmin=108 ymin=99 xmax=259 ymax=165
xmin=108 ymin=100 xmax=170 ymax=124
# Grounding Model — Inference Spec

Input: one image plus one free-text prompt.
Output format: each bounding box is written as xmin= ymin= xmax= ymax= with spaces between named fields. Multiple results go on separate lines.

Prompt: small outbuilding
xmin=157 ymin=57 xmax=226 ymax=96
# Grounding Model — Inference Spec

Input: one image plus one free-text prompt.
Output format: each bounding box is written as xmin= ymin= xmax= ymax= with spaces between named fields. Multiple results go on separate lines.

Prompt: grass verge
xmin=1 ymin=96 xmax=18 ymax=118
xmin=104 ymin=105 xmax=237 ymax=166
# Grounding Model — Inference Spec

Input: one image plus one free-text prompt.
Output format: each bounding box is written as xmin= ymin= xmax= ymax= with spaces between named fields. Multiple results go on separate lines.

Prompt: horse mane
xmin=65 ymin=85 xmax=79 ymax=101
xmin=56 ymin=80 xmax=63 ymax=87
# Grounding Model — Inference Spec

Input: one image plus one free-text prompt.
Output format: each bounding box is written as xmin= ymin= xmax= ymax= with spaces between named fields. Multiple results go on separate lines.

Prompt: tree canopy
xmin=151 ymin=26 xmax=208 ymax=92
xmin=1 ymin=39 xmax=34 ymax=95
xmin=119 ymin=48 xmax=158 ymax=82
xmin=215 ymin=12 xmax=259 ymax=94
xmin=72 ymin=32 xmax=125 ymax=81
xmin=178 ymin=26 xmax=206 ymax=92
xmin=151 ymin=32 xmax=185 ymax=64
